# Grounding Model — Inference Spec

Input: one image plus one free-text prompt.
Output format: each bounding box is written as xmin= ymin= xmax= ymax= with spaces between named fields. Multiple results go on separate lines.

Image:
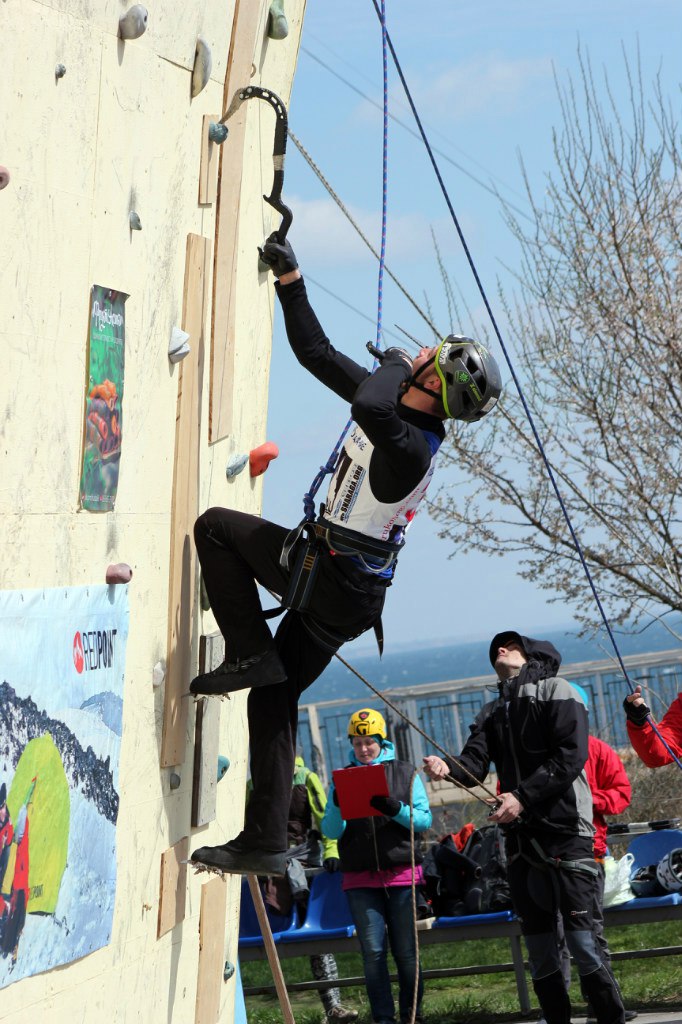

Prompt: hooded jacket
xmin=445 ymin=635 xmax=594 ymax=838
xmin=586 ymin=735 xmax=631 ymax=858
xmin=322 ymin=740 xmax=432 ymax=872
xmin=627 ymin=692 xmax=682 ymax=768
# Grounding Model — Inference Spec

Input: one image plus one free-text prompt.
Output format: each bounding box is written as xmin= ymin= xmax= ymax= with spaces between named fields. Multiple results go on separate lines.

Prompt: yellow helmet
xmin=348 ymin=708 xmax=386 ymax=739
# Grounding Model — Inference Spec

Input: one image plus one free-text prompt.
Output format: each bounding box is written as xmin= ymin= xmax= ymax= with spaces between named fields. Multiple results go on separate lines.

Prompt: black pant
xmin=505 ymin=832 xmax=624 ymax=1024
xmin=194 ymin=507 xmax=387 ymax=850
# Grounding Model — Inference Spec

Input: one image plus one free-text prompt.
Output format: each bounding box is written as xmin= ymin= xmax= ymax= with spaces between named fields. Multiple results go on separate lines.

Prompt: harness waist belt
xmin=314 ymin=516 xmax=404 ymax=564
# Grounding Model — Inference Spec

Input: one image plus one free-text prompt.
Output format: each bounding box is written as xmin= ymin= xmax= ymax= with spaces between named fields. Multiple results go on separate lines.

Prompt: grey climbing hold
xmin=208 ymin=122 xmax=228 ymax=145
xmin=217 ymin=756 xmax=230 ymax=782
xmin=119 ymin=5 xmax=148 ymax=41
xmin=55 ymin=63 xmax=67 ymax=80
xmin=226 ymin=453 xmax=248 ymax=480
xmin=223 ymin=960 xmax=235 ymax=982
xmin=268 ymin=0 xmax=289 ymax=40
xmin=191 ymin=36 xmax=212 ymax=98
xmin=152 ymin=661 xmax=165 ymax=688
xmin=170 ymin=772 xmax=181 ymax=791
xmin=168 ymin=326 xmax=190 ymax=363
xmin=129 ymin=210 xmax=142 ymax=231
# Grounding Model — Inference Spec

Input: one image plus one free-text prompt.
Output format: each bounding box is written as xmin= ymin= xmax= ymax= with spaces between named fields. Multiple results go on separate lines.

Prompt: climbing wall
xmin=0 ymin=0 xmax=306 ymax=1021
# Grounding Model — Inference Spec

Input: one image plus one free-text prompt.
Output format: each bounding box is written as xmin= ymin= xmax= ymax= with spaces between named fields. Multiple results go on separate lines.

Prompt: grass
xmin=241 ymin=921 xmax=682 ymax=1023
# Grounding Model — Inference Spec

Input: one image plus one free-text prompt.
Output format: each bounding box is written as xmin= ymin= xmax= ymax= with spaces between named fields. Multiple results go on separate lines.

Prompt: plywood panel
xmin=191 ymin=633 xmax=225 ymax=826
xmin=161 ymin=233 xmax=211 ymax=767
xmin=209 ymin=0 xmax=266 ymax=442
xmin=157 ymin=835 xmax=189 ymax=938
xmin=195 ymin=875 xmax=228 ymax=1024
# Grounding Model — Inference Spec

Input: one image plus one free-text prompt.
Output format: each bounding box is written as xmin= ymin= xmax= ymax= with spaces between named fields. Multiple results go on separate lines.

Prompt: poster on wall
xmin=0 ymin=584 xmax=129 ymax=988
xmin=79 ymin=286 xmax=128 ymax=511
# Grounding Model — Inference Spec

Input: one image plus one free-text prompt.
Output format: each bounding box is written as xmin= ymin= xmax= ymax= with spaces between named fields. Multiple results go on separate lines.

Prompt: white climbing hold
xmin=168 ymin=326 xmax=190 ymax=363
xmin=268 ymin=0 xmax=289 ymax=40
xmin=226 ymin=453 xmax=249 ymax=479
xmin=119 ymin=5 xmax=148 ymax=40
xmin=152 ymin=661 xmax=165 ymax=688
xmin=191 ymin=36 xmax=212 ymax=98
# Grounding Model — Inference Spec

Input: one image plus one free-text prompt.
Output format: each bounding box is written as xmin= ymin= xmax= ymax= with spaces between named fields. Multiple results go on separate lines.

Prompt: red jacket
xmin=627 ymin=692 xmax=682 ymax=768
xmin=585 ymin=736 xmax=631 ymax=858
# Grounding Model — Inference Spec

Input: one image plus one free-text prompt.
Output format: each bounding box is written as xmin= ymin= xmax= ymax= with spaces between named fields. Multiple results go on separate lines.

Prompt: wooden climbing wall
xmin=209 ymin=0 xmax=266 ymax=442
xmin=192 ymin=633 xmax=224 ymax=827
xmin=195 ymin=876 xmax=228 ymax=1024
xmin=161 ymin=233 xmax=212 ymax=768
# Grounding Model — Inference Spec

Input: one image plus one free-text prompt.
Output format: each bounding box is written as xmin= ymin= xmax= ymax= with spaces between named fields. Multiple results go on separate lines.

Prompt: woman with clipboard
xmin=322 ymin=709 xmax=432 ymax=1024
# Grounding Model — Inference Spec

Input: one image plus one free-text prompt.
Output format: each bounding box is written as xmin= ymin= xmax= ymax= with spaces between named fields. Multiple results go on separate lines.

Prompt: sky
xmin=261 ymin=0 xmax=682 ymax=653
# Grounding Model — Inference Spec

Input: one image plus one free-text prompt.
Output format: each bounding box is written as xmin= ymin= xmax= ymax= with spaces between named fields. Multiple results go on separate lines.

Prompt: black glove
xmin=623 ymin=694 xmax=651 ymax=726
xmin=369 ymin=794 xmax=401 ymax=817
xmin=381 ymin=347 xmax=413 ymax=370
xmin=258 ymin=232 xmax=299 ymax=277
xmin=323 ymin=857 xmax=340 ymax=873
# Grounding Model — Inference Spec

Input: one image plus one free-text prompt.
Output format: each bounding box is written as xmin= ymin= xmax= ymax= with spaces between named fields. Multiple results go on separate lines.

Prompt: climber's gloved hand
xmin=623 ymin=686 xmax=651 ymax=727
xmin=381 ymin=347 xmax=413 ymax=370
xmin=323 ymin=857 xmax=340 ymax=873
xmin=369 ymin=794 xmax=402 ymax=817
xmin=258 ymin=232 xmax=299 ymax=277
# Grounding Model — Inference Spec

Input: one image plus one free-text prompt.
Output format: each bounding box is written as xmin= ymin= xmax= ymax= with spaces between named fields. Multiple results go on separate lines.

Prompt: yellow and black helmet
xmin=348 ymin=708 xmax=387 ymax=739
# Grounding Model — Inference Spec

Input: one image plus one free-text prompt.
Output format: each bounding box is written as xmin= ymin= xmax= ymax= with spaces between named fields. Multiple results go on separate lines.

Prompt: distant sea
xmin=306 ymin=618 xmax=682 ymax=704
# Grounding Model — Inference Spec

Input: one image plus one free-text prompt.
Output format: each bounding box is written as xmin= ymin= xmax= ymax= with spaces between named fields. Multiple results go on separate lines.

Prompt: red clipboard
xmin=332 ymin=763 xmax=389 ymax=820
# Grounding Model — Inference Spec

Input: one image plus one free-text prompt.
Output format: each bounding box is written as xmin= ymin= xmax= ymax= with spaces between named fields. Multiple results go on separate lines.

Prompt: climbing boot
xmin=326 ymin=1007 xmax=359 ymax=1022
xmin=532 ymin=970 xmax=572 ymax=1024
xmin=190 ymin=648 xmax=286 ymax=696
xmin=191 ymin=839 xmax=287 ymax=876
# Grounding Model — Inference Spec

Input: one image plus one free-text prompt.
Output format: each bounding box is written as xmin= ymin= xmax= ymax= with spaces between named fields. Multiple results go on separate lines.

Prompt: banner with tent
xmin=0 ymin=584 xmax=129 ymax=987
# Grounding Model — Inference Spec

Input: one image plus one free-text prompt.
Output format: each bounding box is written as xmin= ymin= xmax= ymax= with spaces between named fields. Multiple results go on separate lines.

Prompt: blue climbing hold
xmin=217 ymin=756 xmax=230 ymax=781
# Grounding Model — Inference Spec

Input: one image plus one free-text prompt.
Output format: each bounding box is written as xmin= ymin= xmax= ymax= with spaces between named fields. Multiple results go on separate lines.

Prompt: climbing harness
xmin=365 ymin=0 xmax=682 ymax=769
xmin=220 ymin=85 xmax=292 ymax=243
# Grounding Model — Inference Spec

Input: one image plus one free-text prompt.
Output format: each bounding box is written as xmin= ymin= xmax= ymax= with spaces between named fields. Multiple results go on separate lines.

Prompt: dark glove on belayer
xmin=369 ymin=794 xmax=401 ymax=817
xmin=258 ymin=232 xmax=299 ymax=277
xmin=623 ymin=694 xmax=651 ymax=726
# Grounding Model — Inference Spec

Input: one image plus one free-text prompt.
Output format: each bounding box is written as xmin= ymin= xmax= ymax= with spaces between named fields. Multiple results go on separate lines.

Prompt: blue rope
xmin=368 ymin=0 xmax=682 ymax=770
xmin=302 ymin=0 xmax=389 ymax=522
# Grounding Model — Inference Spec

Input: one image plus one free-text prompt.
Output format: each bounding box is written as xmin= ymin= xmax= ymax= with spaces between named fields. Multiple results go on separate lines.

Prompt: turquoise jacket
xmin=321 ymin=739 xmax=432 ymax=839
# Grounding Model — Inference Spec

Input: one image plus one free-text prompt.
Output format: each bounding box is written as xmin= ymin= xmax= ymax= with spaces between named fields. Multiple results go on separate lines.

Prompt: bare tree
xmin=429 ymin=49 xmax=682 ymax=633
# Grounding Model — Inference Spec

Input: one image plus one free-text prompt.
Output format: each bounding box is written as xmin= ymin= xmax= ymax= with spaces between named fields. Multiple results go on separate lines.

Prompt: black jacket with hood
xmin=445 ymin=635 xmax=593 ymax=838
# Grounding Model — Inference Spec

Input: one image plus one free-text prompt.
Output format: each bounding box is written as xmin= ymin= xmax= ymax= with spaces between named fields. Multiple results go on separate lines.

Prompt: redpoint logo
xmin=73 ymin=632 xmax=85 ymax=674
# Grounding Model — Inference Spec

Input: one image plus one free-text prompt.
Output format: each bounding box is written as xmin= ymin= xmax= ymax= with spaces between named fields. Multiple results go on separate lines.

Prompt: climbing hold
xmin=169 ymin=772 xmax=181 ymax=791
xmin=226 ymin=453 xmax=249 ymax=480
xmin=208 ymin=122 xmax=228 ymax=145
xmin=55 ymin=63 xmax=67 ymax=80
xmin=168 ymin=326 xmax=190 ymax=363
xmin=0 ymin=167 xmax=10 ymax=191
xmin=267 ymin=0 xmax=289 ymax=40
xmin=129 ymin=210 xmax=142 ymax=231
xmin=152 ymin=661 xmax=165 ymax=688
xmin=106 ymin=563 xmax=133 ymax=584
xmin=191 ymin=36 xmax=212 ymax=98
xmin=119 ymin=5 xmax=148 ymax=40
xmin=223 ymin=960 xmax=235 ymax=982
xmin=217 ymin=756 xmax=230 ymax=782
xmin=249 ymin=442 xmax=279 ymax=477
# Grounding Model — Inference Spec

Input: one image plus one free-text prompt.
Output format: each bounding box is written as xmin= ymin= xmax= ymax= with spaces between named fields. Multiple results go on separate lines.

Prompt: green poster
xmin=79 ymin=286 xmax=127 ymax=511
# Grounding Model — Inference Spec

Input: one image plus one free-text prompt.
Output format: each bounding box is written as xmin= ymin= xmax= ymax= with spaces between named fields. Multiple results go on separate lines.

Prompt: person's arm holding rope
xmin=624 ymin=687 xmax=682 ymax=768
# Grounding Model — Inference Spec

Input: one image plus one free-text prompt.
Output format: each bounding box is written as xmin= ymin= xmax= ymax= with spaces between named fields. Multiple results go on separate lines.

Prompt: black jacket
xmin=338 ymin=759 xmax=423 ymax=871
xmin=446 ymin=636 xmax=594 ymax=838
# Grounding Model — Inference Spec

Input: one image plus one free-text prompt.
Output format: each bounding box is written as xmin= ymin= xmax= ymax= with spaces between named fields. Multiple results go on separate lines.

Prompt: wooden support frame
xmin=157 ymin=836 xmax=189 ymax=938
xmin=161 ymin=233 xmax=211 ymax=767
xmin=209 ymin=0 xmax=264 ymax=442
xmin=191 ymin=633 xmax=225 ymax=827
xmin=199 ymin=115 xmax=221 ymax=206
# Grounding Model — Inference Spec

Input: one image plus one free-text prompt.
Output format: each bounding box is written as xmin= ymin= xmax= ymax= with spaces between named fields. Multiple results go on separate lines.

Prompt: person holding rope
xmin=322 ymin=708 xmax=430 ymax=1024
xmin=423 ymin=631 xmax=626 ymax=1024
xmin=190 ymin=235 xmax=501 ymax=875
xmin=623 ymin=686 xmax=682 ymax=768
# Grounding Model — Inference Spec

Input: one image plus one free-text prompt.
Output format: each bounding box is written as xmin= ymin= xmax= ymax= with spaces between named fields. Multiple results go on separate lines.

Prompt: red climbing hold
xmin=249 ymin=441 xmax=279 ymax=477
xmin=0 ymin=167 xmax=10 ymax=191
xmin=106 ymin=563 xmax=133 ymax=584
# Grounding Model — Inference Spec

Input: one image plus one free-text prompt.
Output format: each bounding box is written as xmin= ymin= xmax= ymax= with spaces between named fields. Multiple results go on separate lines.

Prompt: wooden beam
xmin=157 ymin=836 xmax=189 ymax=938
xmin=192 ymin=633 xmax=225 ymax=827
xmin=195 ymin=875 xmax=228 ymax=1024
xmin=161 ymin=233 xmax=211 ymax=767
xmin=199 ymin=115 xmax=221 ymax=206
xmin=209 ymin=0 xmax=264 ymax=442
xmin=246 ymin=875 xmax=296 ymax=1024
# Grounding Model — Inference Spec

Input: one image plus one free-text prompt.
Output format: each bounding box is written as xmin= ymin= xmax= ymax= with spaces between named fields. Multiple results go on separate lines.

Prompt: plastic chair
xmin=279 ymin=870 xmax=355 ymax=942
xmin=608 ymin=828 xmax=682 ymax=911
xmin=238 ymin=877 xmax=299 ymax=948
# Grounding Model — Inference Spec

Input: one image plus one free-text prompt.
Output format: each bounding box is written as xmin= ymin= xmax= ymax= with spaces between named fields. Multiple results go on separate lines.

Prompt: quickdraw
xmin=219 ymin=85 xmax=292 ymax=242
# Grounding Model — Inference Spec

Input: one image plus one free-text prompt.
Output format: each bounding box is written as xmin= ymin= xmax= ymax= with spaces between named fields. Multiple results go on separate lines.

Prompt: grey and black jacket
xmin=445 ymin=636 xmax=594 ymax=838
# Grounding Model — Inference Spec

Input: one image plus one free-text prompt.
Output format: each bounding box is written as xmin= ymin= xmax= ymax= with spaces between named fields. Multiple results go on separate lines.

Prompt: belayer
xmin=191 ymin=232 xmax=502 ymax=875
